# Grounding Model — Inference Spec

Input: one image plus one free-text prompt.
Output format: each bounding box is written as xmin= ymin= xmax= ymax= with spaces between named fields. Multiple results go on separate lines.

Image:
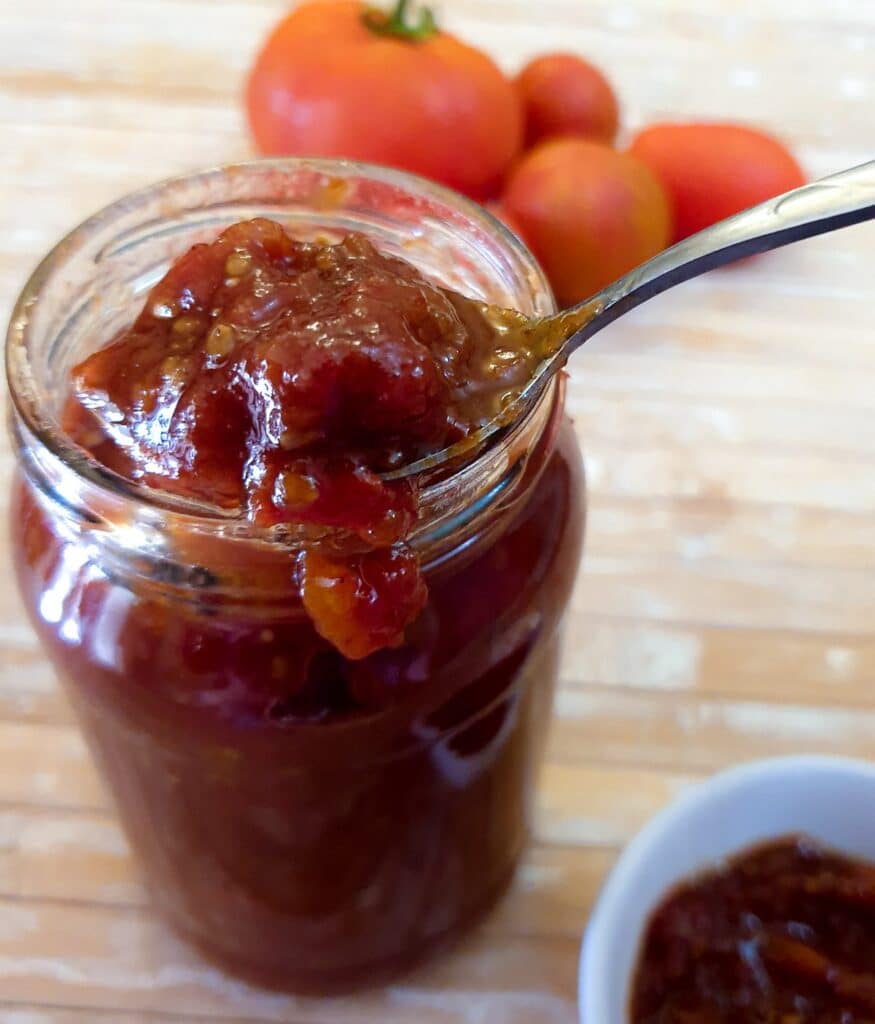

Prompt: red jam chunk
xmin=632 ymin=837 xmax=875 ymax=1024
xmin=299 ymin=546 xmax=427 ymax=661
xmin=66 ymin=220 xmax=537 ymax=658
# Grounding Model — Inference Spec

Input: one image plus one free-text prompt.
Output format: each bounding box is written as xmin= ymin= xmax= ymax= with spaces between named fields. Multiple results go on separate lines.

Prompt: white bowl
xmin=579 ymin=755 xmax=875 ymax=1023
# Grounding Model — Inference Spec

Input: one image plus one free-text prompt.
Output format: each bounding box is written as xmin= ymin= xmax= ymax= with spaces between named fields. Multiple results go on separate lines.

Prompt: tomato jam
xmin=9 ymin=172 xmax=583 ymax=994
xmin=632 ymin=836 xmax=875 ymax=1023
xmin=63 ymin=219 xmax=547 ymax=660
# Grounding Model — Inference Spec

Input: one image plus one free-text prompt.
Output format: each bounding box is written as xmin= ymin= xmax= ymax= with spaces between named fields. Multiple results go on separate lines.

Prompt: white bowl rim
xmin=578 ymin=754 xmax=875 ymax=1023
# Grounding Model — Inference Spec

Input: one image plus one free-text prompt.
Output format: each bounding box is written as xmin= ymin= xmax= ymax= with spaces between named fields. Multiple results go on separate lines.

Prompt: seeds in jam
xmin=65 ymin=218 xmax=543 ymax=657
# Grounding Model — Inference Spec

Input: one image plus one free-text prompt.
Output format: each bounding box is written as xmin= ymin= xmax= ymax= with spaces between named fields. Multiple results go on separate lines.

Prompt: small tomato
xmin=629 ymin=122 xmax=806 ymax=241
xmin=502 ymin=137 xmax=672 ymax=307
xmin=515 ymin=52 xmax=620 ymax=147
xmin=246 ymin=0 xmax=522 ymax=200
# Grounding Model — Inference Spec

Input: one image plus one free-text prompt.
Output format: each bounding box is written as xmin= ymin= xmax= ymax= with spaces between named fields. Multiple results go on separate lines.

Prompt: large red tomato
xmin=246 ymin=1 xmax=523 ymax=200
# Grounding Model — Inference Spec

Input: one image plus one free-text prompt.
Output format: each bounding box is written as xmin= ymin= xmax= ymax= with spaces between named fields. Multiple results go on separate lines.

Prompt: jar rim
xmin=6 ymin=157 xmax=555 ymax=537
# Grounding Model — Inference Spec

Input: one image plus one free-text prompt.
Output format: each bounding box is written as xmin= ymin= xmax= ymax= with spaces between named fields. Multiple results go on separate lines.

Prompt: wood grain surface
xmin=1 ymin=1 xmax=873 ymax=1020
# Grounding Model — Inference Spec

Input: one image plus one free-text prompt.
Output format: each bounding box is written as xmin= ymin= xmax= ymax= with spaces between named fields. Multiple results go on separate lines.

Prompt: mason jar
xmin=7 ymin=159 xmax=585 ymax=993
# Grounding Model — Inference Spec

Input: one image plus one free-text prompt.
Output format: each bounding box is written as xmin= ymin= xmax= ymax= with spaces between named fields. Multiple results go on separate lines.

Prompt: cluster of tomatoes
xmin=246 ymin=0 xmax=805 ymax=307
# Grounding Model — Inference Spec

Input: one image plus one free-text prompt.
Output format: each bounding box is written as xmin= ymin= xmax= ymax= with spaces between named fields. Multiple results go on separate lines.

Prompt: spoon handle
xmin=563 ymin=158 xmax=875 ymax=354
xmin=384 ymin=160 xmax=875 ymax=481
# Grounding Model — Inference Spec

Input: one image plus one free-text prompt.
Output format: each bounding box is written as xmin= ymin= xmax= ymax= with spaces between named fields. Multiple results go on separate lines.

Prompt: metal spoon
xmin=386 ymin=158 xmax=875 ymax=480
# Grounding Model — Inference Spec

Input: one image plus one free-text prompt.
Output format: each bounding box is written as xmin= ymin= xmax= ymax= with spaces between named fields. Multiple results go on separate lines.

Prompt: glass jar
xmin=6 ymin=159 xmax=585 ymax=993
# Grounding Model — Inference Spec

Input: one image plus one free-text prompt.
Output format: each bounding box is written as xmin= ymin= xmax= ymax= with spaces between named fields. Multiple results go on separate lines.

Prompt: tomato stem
xmin=362 ymin=0 xmax=437 ymax=42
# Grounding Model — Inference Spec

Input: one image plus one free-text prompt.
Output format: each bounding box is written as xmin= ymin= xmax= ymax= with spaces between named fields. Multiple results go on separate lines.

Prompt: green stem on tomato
xmin=362 ymin=0 xmax=437 ymax=42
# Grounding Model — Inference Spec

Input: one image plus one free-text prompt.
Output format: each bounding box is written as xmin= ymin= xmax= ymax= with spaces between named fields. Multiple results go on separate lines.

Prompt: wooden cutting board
xmin=0 ymin=1 xmax=873 ymax=1020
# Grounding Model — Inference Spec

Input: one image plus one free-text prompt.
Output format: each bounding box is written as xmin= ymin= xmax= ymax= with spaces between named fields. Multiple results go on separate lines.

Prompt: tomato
xmin=501 ymin=137 xmax=672 ymax=307
xmin=246 ymin=0 xmax=522 ymax=200
xmin=629 ymin=123 xmax=806 ymax=241
xmin=515 ymin=52 xmax=620 ymax=147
